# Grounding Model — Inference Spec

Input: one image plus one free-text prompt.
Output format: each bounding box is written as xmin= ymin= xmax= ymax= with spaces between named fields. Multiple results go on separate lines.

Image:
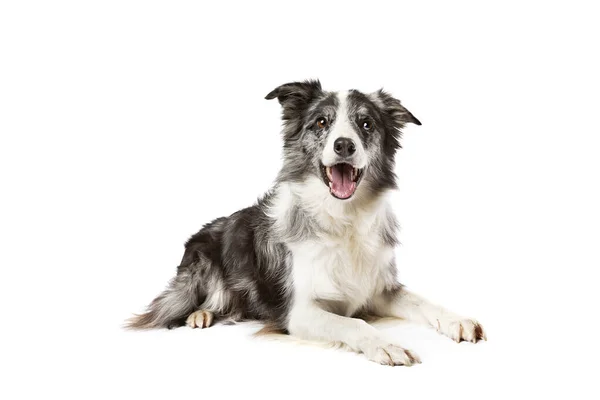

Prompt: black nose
xmin=333 ymin=137 xmax=356 ymax=157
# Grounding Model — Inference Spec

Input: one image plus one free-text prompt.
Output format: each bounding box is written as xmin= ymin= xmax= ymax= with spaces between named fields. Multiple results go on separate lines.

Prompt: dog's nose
xmin=333 ymin=138 xmax=356 ymax=158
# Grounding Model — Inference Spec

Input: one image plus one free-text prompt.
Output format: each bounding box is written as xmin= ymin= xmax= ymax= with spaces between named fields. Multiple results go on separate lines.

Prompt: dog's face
xmin=266 ymin=80 xmax=420 ymax=200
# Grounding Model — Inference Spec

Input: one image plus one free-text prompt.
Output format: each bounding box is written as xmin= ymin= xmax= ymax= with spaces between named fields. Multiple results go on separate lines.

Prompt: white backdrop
xmin=1 ymin=1 xmax=598 ymax=399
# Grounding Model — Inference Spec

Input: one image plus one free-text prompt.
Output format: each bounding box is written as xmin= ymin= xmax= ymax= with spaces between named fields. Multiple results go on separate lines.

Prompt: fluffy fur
xmin=126 ymin=80 xmax=486 ymax=366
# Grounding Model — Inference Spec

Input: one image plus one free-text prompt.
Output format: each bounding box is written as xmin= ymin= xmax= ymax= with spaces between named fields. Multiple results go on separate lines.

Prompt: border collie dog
xmin=127 ymin=80 xmax=486 ymax=366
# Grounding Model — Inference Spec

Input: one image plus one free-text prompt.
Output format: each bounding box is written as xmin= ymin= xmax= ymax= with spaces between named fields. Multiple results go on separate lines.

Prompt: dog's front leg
xmin=373 ymin=286 xmax=487 ymax=343
xmin=287 ymin=301 xmax=420 ymax=366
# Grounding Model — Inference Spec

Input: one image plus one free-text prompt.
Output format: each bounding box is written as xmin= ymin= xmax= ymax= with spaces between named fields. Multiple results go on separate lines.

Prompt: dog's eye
xmin=362 ymin=120 xmax=373 ymax=131
xmin=316 ymin=117 xmax=328 ymax=129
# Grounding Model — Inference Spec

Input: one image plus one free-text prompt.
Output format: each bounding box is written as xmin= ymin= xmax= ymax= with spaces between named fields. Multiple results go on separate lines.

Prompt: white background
xmin=1 ymin=1 xmax=599 ymax=399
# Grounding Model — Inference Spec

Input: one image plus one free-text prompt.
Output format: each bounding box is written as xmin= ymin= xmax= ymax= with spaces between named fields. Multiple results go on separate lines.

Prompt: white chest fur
xmin=272 ymin=178 xmax=398 ymax=317
xmin=289 ymin=234 xmax=395 ymax=317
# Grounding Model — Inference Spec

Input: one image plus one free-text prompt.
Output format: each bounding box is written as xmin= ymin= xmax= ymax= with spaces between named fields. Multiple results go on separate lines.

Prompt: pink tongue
xmin=331 ymin=164 xmax=356 ymax=199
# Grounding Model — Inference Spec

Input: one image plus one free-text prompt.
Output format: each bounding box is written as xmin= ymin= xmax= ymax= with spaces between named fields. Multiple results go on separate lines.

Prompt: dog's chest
xmin=290 ymin=227 xmax=395 ymax=316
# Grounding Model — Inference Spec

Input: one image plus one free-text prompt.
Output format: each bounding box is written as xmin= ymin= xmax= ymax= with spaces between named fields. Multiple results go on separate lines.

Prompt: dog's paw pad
xmin=186 ymin=310 xmax=214 ymax=329
xmin=439 ymin=318 xmax=486 ymax=343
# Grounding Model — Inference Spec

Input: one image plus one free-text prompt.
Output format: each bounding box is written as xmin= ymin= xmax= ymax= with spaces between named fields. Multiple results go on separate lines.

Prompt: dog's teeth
xmin=326 ymin=167 xmax=333 ymax=181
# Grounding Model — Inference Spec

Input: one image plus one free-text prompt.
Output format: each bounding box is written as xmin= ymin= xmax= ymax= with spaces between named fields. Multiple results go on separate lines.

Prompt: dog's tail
xmin=253 ymin=323 xmax=351 ymax=351
xmin=125 ymin=272 xmax=200 ymax=330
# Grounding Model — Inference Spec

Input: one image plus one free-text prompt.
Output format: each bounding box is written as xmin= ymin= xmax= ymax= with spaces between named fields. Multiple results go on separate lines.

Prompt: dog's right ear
xmin=265 ymin=79 xmax=323 ymax=110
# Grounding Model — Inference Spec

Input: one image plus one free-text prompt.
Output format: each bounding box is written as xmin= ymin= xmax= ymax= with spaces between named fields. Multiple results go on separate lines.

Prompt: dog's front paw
xmin=359 ymin=338 xmax=421 ymax=366
xmin=436 ymin=316 xmax=486 ymax=343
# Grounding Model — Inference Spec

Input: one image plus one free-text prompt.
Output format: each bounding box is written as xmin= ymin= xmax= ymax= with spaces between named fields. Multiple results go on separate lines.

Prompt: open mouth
xmin=321 ymin=163 xmax=363 ymax=200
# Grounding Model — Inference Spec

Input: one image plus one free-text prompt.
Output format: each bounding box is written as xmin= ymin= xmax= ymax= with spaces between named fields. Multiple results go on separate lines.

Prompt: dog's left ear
xmin=372 ymin=89 xmax=422 ymax=127
xmin=265 ymin=79 xmax=323 ymax=110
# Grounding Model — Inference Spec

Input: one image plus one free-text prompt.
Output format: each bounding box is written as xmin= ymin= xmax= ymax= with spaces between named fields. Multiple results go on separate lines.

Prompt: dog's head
xmin=266 ymin=80 xmax=420 ymax=200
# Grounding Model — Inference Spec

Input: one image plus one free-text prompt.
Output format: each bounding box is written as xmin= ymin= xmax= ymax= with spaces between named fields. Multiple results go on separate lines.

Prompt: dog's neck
xmin=268 ymin=175 xmax=394 ymax=242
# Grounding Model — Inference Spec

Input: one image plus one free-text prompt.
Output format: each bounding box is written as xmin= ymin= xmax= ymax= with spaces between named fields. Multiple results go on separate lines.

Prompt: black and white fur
xmin=127 ymin=80 xmax=486 ymax=366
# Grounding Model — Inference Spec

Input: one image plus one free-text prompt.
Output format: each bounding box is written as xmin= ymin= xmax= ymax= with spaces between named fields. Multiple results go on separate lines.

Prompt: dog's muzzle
xmin=320 ymin=163 xmax=364 ymax=200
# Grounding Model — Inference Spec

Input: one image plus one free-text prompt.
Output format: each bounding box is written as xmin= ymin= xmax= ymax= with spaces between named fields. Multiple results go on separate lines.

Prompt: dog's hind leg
xmin=125 ymin=268 xmax=205 ymax=330
xmin=126 ymin=216 xmax=236 ymax=330
xmin=185 ymin=310 xmax=214 ymax=329
xmin=125 ymin=253 xmax=217 ymax=330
